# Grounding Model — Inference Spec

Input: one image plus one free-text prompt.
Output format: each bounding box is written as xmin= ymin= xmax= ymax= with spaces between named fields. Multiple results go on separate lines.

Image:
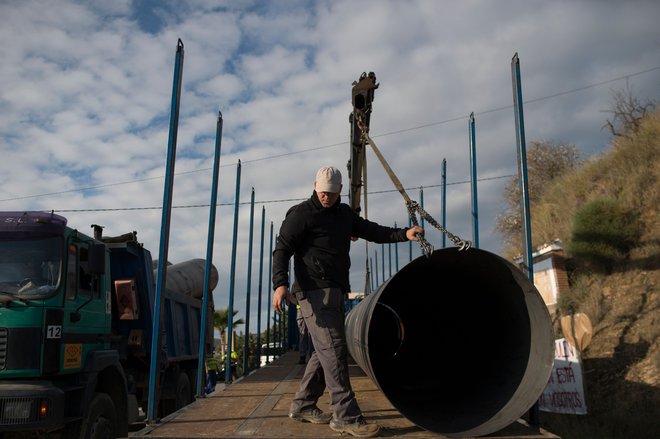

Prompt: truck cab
xmin=0 ymin=211 xmax=128 ymax=437
xmin=0 ymin=211 xmax=214 ymax=438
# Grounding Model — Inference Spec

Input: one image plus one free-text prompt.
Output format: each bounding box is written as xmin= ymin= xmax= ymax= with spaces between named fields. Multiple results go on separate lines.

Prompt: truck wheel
xmin=81 ymin=392 xmax=117 ymax=439
xmin=161 ymin=371 xmax=192 ymax=416
xmin=174 ymin=371 xmax=192 ymax=409
xmin=188 ymin=369 xmax=198 ymax=396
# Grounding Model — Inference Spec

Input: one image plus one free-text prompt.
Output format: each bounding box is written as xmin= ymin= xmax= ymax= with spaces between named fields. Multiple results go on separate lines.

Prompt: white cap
xmin=315 ymin=166 xmax=342 ymax=193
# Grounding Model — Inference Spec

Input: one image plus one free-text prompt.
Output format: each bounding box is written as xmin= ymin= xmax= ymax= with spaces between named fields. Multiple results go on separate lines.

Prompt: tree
xmin=496 ymin=140 xmax=581 ymax=253
xmin=603 ymin=81 xmax=657 ymax=138
xmin=234 ymin=332 xmax=260 ymax=374
xmin=213 ymin=307 xmax=244 ymax=355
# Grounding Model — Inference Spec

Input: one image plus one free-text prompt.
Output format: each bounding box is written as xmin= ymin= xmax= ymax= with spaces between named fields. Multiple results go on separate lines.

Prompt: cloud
xmin=1 ymin=0 xmax=659 ymax=335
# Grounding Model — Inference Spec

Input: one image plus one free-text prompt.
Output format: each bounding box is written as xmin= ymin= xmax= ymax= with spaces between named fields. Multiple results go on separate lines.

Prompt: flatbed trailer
xmin=132 ymin=351 xmax=559 ymax=439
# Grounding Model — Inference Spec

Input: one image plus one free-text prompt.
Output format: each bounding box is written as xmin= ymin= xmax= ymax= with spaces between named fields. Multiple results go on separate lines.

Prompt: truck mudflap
xmin=0 ymin=381 xmax=65 ymax=431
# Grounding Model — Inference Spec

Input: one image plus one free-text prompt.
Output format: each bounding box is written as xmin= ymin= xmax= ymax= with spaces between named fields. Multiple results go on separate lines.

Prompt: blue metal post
xmin=469 ymin=113 xmax=480 ymax=248
xmin=275 ymin=309 xmax=280 ymax=350
xmin=277 ymin=258 xmax=283 ymax=349
xmin=388 ymin=242 xmax=392 ymax=278
xmin=225 ymin=160 xmax=242 ymax=384
xmin=511 ymin=53 xmax=534 ymax=282
xmin=381 ymin=244 xmax=385 ymax=280
xmin=408 ymin=217 xmax=413 ymax=261
xmin=441 ymin=159 xmax=447 ymax=249
xmin=419 ymin=187 xmax=425 ymax=229
xmin=281 ymin=309 xmax=285 ymax=348
xmin=196 ymin=111 xmax=223 ymax=398
xmin=374 ymin=250 xmax=379 ymax=288
xmin=364 ymin=255 xmax=372 ymax=296
xmin=288 ymin=296 xmax=297 ymax=348
xmin=255 ymin=207 xmax=265 ymax=368
xmin=148 ymin=39 xmax=184 ymax=422
xmin=265 ymin=227 xmax=273 ymax=364
xmin=394 ymin=222 xmax=399 ymax=272
xmin=369 ymin=257 xmax=374 ymax=288
xmin=284 ymin=260 xmax=292 ymax=349
xmin=242 ymin=188 xmax=255 ymax=376
xmin=272 ymin=313 xmax=277 ymax=356
xmin=511 ymin=52 xmax=537 ymax=426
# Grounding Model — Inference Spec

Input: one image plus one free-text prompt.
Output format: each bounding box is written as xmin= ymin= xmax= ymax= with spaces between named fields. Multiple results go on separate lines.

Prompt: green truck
xmin=0 ymin=211 xmax=215 ymax=438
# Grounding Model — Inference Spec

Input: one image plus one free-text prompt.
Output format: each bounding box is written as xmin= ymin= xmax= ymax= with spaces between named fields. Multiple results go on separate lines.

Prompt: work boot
xmin=289 ymin=408 xmax=332 ymax=424
xmin=329 ymin=416 xmax=380 ymax=437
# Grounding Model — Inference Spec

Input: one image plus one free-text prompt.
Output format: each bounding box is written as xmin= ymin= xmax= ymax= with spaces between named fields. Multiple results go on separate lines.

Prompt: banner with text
xmin=539 ymin=338 xmax=588 ymax=415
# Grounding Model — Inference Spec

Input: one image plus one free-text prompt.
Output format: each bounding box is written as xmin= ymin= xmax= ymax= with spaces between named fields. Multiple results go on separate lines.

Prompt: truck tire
xmin=161 ymin=371 xmax=192 ymax=416
xmin=175 ymin=371 xmax=192 ymax=409
xmin=81 ymin=392 xmax=117 ymax=439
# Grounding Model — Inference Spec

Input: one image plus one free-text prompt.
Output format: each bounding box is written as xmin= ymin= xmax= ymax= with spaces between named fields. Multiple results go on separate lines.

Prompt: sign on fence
xmin=538 ymin=338 xmax=588 ymax=415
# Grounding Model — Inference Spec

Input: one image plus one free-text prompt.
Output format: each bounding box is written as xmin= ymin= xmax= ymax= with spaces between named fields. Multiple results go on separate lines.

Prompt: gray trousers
xmin=290 ymin=287 xmax=361 ymax=421
xmin=297 ymin=312 xmax=313 ymax=360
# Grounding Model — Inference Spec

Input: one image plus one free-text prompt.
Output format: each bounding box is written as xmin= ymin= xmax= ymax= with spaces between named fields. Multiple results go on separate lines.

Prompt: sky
xmin=1 ymin=0 xmax=659 ymax=337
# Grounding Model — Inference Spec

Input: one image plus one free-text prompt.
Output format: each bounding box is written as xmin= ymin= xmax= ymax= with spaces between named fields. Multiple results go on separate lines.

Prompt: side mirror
xmin=70 ymin=311 xmax=81 ymax=323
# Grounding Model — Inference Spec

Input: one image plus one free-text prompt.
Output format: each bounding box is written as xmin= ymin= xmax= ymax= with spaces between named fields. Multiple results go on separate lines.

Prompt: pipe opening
xmin=372 ymin=302 xmax=405 ymax=359
xmin=347 ymin=248 xmax=553 ymax=437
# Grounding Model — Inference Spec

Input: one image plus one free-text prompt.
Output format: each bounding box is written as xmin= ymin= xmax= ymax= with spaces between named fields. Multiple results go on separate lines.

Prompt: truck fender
xmin=79 ymin=350 xmax=129 ymax=437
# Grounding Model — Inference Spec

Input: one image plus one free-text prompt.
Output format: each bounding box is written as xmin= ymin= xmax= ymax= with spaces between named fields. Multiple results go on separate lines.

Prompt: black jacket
xmin=272 ymin=192 xmax=409 ymax=293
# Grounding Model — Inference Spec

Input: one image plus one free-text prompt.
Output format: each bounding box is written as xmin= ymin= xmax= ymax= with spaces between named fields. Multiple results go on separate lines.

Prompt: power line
xmin=0 ymin=168 xmax=207 ymax=202
xmin=3 ymin=65 xmax=658 ymax=204
xmin=54 ymin=175 xmax=513 ymax=213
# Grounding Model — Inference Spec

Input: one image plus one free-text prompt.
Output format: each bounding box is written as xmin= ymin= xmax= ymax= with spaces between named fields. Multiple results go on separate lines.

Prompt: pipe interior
xmin=365 ymin=248 xmax=531 ymax=434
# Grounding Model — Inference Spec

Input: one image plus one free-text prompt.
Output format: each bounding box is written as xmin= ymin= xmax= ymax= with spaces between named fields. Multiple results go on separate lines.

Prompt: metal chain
xmin=355 ymin=111 xmax=471 ymax=257
xmin=407 ymin=200 xmax=471 ymax=252
xmin=356 ymin=111 xmax=370 ymax=143
xmin=404 ymin=201 xmax=435 ymax=256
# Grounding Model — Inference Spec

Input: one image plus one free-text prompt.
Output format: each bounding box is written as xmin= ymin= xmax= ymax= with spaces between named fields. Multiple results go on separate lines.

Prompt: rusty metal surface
xmin=131 ymin=351 xmax=559 ymax=439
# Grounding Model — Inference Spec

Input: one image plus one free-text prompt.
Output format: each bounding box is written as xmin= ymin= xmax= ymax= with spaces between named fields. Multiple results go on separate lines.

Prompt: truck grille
xmin=0 ymin=397 xmax=50 ymax=426
xmin=0 ymin=328 xmax=6 ymax=370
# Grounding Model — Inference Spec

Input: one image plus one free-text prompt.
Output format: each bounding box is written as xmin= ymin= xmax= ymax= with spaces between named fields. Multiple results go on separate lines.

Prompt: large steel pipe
xmin=156 ymin=258 xmax=219 ymax=299
xmin=345 ymin=247 xmax=553 ymax=437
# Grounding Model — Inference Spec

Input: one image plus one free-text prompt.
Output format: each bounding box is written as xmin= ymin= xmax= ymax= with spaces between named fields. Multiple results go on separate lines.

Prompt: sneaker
xmin=329 ymin=416 xmax=380 ymax=437
xmin=289 ymin=408 xmax=332 ymax=424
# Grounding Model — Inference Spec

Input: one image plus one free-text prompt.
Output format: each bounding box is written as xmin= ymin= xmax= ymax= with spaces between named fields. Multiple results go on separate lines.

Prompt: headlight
xmin=3 ymin=398 xmax=32 ymax=420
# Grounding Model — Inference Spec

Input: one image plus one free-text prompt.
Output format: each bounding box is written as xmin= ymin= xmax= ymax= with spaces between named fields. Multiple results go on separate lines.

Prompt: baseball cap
xmin=315 ymin=166 xmax=342 ymax=193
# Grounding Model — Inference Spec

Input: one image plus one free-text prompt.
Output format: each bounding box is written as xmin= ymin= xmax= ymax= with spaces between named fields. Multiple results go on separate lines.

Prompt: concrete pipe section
xmin=345 ymin=247 xmax=554 ymax=437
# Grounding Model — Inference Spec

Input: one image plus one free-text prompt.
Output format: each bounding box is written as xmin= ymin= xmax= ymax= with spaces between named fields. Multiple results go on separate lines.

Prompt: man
xmin=221 ymin=350 xmax=238 ymax=382
xmin=205 ymin=352 xmax=219 ymax=394
xmin=272 ymin=166 xmax=423 ymax=438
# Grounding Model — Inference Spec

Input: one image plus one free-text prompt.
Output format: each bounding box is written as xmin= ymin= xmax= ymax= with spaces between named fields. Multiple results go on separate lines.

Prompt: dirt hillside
xmin=532 ymin=111 xmax=659 ymax=438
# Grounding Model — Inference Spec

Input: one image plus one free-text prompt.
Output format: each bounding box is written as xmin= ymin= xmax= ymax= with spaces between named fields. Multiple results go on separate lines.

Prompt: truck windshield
xmin=0 ymin=234 xmax=63 ymax=300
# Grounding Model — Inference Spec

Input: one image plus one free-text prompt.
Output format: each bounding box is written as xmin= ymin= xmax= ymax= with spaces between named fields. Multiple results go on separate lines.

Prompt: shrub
xmin=568 ymin=198 xmax=641 ymax=273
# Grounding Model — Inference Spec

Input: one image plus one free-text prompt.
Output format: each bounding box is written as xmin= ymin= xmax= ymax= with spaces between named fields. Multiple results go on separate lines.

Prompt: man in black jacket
xmin=272 ymin=166 xmax=423 ymax=438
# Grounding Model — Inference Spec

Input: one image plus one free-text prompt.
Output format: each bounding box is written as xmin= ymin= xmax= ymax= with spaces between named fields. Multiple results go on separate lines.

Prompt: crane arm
xmin=347 ymin=72 xmax=379 ymax=214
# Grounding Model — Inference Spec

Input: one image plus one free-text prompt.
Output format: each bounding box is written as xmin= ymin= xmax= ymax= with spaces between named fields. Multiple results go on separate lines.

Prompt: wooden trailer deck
xmin=131 ymin=351 xmax=559 ymax=439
